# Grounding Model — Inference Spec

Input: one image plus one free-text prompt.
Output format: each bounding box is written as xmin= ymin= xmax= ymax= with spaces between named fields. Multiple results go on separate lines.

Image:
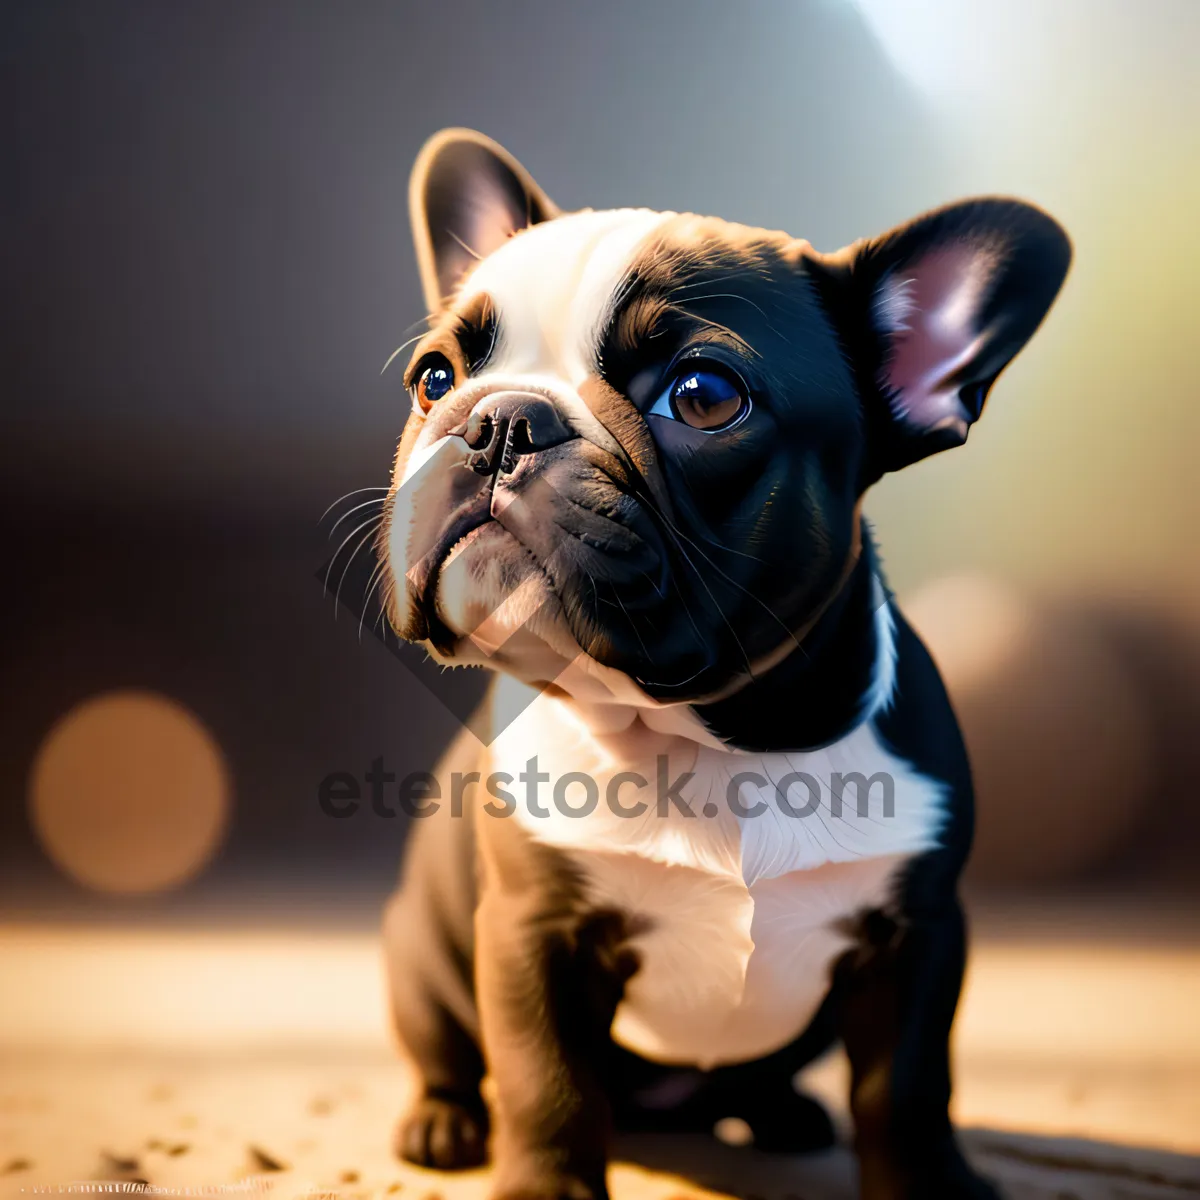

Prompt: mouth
xmin=402 ymin=488 xmax=495 ymax=651
xmin=396 ymin=458 xmax=713 ymax=686
xmin=389 ymin=425 xmax=749 ymax=695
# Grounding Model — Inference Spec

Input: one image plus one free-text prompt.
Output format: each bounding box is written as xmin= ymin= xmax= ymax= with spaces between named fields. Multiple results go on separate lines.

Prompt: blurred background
xmin=2 ymin=0 xmax=1200 ymax=1185
xmin=3 ymin=0 xmax=1197 ymax=916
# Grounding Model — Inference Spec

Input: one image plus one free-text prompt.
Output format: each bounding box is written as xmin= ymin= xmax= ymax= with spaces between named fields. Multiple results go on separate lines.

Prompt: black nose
xmin=453 ymin=391 xmax=575 ymax=477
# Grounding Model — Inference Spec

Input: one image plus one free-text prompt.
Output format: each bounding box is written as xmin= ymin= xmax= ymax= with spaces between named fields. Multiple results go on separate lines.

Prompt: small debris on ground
xmin=247 ymin=1145 xmax=288 ymax=1172
xmin=100 ymin=1150 xmax=142 ymax=1175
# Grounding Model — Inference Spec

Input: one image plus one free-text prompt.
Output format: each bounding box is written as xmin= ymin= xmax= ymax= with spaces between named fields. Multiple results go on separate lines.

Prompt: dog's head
xmin=380 ymin=129 xmax=1069 ymax=704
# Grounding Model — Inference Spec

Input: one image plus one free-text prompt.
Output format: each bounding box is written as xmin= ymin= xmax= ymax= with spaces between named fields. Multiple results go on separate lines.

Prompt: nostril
xmin=463 ymin=411 xmax=496 ymax=451
xmin=507 ymin=416 xmax=536 ymax=456
xmin=457 ymin=392 xmax=576 ymax=478
xmin=464 ymin=414 xmax=507 ymax=476
xmin=494 ymin=397 xmax=572 ymax=453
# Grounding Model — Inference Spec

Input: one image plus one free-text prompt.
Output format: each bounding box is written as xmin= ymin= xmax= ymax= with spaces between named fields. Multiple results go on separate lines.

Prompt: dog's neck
xmin=694 ymin=537 xmax=892 ymax=753
xmin=498 ymin=523 xmax=891 ymax=759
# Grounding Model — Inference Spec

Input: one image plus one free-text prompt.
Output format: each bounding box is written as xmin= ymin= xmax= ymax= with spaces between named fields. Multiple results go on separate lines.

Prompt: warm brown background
xmin=2 ymin=3 xmax=1199 ymax=1194
xmin=3 ymin=0 xmax=1198 ymax=917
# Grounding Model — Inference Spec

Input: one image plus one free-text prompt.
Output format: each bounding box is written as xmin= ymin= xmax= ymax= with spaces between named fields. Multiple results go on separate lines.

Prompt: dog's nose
xmin=452 ymin=392 xmax=575 ymax=477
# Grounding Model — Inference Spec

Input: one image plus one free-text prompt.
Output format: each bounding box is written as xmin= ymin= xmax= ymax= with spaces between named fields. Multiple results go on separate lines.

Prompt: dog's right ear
xmin=809 ymin=197 xmax=1070 ymax=478
xmin=410 ymin=128 xmax=559 ymax=314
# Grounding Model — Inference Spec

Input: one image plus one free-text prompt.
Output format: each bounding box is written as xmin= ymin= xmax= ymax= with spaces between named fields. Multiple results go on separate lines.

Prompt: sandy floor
xmin=2 ymin=904 xmax=1199 ymax=1200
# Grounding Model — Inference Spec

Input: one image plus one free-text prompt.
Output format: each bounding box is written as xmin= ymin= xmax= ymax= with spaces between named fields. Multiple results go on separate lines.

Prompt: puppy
xmin=378 ymin=129 xmax=1069 ymax=1200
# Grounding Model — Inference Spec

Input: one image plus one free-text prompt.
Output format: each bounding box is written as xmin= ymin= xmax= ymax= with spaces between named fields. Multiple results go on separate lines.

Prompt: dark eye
xmin=649 ymin=364 xmax=751 ymax=432
xmin=412 ymin=355 xmax=456 ymax=412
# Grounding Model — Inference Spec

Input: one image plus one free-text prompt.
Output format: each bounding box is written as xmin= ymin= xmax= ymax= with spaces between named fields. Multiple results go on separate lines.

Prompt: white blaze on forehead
xmin=456 ymin=208 xmax=674 ymax=387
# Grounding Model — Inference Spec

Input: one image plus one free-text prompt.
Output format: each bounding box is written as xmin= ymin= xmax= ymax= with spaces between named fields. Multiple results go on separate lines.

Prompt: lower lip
xmin=406 ymin=492 xmax=494 ymax=618
xmin=442 ymin=521 xmax=493 ymax=568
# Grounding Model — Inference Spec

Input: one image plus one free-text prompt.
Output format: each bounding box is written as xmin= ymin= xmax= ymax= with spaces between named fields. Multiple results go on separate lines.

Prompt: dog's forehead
xmin=455 ymin=208 xmax=675 ymax=383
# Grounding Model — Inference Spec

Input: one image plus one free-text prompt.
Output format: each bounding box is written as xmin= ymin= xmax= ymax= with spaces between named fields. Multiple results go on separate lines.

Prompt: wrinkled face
xmin=380 ymin=132 xmax=1070 ymax=704
xmin=386 ymin=209 xmax=862 ymax=701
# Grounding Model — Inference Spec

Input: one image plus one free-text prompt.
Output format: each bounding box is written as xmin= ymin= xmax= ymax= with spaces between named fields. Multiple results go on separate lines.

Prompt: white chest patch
xmin=489 ymin=660 xmax=947 ymax=1069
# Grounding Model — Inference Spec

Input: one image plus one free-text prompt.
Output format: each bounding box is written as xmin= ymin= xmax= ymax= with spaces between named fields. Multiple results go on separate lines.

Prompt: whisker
xmin=358 ymin=557 xmax=388 ymax=642
xmin=611 ymin=581 xmax=650 ymax=662
xmin=684 ymin=527 xmax=769 ymax=564
xmin=636 ymin=489 xmax=806 ymax=658
xmin=381 ymin=331 xmax=428 ymax=375
xmin=672 ymin=290 xmax=787 ymax=341
xmin=638 ymin=569 xmax=665 ymax=599
xmin=669 ymin=535 xmax=754 ymax=677
xmin=671 ymin=268 xmax=776 ymax=296
xmin=447 ymin=228 xmax=484 ymax=261
xmin=613 ymin=490 xmax=753 ymax=678
xmin=401 ymin=311 xmax=436 ymax=335
xmin=568 ymin=443 xmax=754 ymax=669
xmin=374 ymin=571 xmax=397 ymax=639
xmin=319 ymin=486 xmax=389 ymax=525
xmin=482 ymin=310 xmax=500 ymax=368
xmin=599 ymin=440 xmax=805 ymax=666
xmin=327 ymin=494 xmax=386 ymax=537
xmin=680 ymin=290 xmax=773 ymax=315
xmin=324 ymin=514 xmax=385 ymax=599
xmin=669 ymin=307 xmax=760 ymax=359
xmin=334 ymin=518 xmax=384 ymax=617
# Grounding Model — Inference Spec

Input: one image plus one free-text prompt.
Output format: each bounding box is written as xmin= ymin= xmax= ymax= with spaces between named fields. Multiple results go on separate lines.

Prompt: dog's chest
xmin=490 ymin=688 xmax=946 ymax=1068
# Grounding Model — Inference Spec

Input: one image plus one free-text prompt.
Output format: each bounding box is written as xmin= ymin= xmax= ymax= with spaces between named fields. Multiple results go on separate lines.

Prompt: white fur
xmin=858 ymin=572 xmax=899 ymax=720
xmin=457 ymin=208 xmax=674 ymax=387
xmin=490 ymin=597 xmax=946 ymax=1068
xmin=397 ymin=211 xmax=946 ymax=1066
xmin=389 ymin=210 xmax=675 ymax=640
xmin=873 ymin=273 xmax=918 ymax=335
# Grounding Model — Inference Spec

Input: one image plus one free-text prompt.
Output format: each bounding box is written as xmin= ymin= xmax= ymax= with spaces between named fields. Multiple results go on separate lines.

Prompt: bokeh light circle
xmin=28 ymin=690 xmax=231 ymax=895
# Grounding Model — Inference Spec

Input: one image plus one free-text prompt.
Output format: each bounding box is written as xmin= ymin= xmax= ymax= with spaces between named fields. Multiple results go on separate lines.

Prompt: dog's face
xmin=381 ymin=130 xmax=1069 ymax=703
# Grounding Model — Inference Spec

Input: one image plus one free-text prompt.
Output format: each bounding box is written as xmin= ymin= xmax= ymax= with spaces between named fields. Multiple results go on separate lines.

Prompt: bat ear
xmin=409 ymin=128 xmax=560 ymax=314
xmin=816 ymin=198 xmax=1071 ymax=474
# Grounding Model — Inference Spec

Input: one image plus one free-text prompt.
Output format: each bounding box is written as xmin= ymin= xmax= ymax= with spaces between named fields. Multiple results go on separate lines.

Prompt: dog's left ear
xmin=813 ymin=198 xmax=1071 ymax=474
xmin=409 ymin=128 xmax=560 ymax=314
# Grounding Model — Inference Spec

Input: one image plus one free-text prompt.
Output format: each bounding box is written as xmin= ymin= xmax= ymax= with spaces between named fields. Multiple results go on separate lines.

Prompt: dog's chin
xmin=395 ymin=522 xmax=769 ymax=705
xmin=418 ymin=523 xmax=583 ymax=676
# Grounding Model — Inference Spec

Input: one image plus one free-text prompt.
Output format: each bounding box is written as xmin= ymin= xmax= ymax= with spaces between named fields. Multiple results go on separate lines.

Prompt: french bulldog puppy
xmin=379 ymin=129 xmax=1069 ymax=1200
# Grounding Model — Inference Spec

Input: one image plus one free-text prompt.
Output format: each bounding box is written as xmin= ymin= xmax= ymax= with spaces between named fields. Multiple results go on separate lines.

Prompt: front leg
xmin=838 ymin=897 xmax=1000 ymax=1200
xmin=476 ymin=824 xmax=634 ymax=1200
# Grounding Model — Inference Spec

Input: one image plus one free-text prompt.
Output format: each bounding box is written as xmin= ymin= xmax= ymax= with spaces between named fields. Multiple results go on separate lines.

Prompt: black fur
xmin=378 ymin=131 xmax=1071 ymax=1200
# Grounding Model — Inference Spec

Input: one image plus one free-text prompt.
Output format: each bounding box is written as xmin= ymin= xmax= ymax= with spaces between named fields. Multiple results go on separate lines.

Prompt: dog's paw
xmin=395 ymin=1093 xmax=487 ymax=1169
